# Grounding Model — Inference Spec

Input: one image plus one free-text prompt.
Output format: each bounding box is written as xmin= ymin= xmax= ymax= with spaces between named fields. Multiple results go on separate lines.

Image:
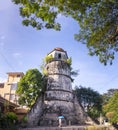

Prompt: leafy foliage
xmin=12 ymin=0 xmax=63 ymax=30
xmin=103 ymin=92 xmax=118 ymax=123
xmin=0 ymin=112 xmax=18 ymax=130
xmin=74 ymin=85 xmax=103 ymax=118
xmin=102 ymin=89 xmax=118 ymax=105
xmin=75 ymin=1 xmax=118 ymax=65
xmin=12 ymin=0 xmax=98 ymax=31
xmin=70 ymin=68 xmax=79 ymax=77
xmin=12 ymin=0 xmax=118 ymax=64
xmin=66 ymin=57 xmax=72 ymax=65
xmin=16 ymin=68 xmax=46 ymax=107
xmin=44 ymin=54 xmax=53 ymax=64
xmin=5 ymin=112 xmax=17 ymax=123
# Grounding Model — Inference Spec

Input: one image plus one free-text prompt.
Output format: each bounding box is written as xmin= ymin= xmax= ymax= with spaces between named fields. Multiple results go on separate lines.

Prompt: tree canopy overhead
xmin=12 ymin=0 xmax=95 ymax=29
xmin=12 ymin=0 xmax=118 ymax=65
xmin=75 ymin=1 xmax=118 ymax=65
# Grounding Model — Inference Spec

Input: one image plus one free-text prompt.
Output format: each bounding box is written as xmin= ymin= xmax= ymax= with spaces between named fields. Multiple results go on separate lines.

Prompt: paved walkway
xmin=19 ymin=125 xmax=87 ymax=130
xmin=19 ymin=125 xmax=117 ymax=130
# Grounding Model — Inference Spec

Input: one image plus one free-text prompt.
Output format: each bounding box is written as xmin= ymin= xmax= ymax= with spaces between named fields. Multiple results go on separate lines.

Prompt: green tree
xmin=102 ymin=89 xmax=118 ymax=105
xmin=75 ymin=1 xmax=118 ymax=65
xmin=103 ymin=92 xmax=118 ymax=124
xmin=16 ymin=68 xmax=46 ymax=107
xmin=12 ymin=0 xmax=118 ymax=65
xmin=12 ymin=0 xmax=94 ymax=30
xmin=74 ymin=85 xmax=103 ymax=119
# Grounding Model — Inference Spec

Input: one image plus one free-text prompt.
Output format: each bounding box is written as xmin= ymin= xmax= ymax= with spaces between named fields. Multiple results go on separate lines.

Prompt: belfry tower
xmin=27 ymin=48 xmax=87 ymax=126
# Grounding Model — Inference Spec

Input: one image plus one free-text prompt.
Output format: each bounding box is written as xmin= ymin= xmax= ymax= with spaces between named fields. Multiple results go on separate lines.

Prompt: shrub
xmin=66 ymin=57 xmax=72 ymax=65
xmin=5 ymin=112 xmax=17 ymax=123
xmin=44 ymin=55 xmax=53 ymax=64
xmin=0 ymin=112 xmax=18 ymax=130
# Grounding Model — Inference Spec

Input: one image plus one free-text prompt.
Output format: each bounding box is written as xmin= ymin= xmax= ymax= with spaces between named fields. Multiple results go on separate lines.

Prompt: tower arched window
xmin=58 ymin=53 xmax=61 ymax=59
xmin=47 ymin=66 xmax=49 ymax=70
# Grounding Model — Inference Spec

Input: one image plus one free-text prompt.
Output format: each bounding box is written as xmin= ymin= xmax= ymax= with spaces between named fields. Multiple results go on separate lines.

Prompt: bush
xmin=5 ymin=112 xmax=17 ymax=123
xmin=44 ymin=55 xmax=53 ymax=64
xmin=0 ymin=112 xmax=18 ymax=130
xmin=66 ymin=57 xmax=72 ymax=65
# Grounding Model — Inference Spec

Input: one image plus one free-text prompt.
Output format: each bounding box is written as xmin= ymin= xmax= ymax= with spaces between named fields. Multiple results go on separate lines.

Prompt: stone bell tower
xmin=27 ymin=48 xmax=87 ymax=126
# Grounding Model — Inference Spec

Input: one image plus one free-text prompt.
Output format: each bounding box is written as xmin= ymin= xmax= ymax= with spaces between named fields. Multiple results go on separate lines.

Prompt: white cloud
xmin=0 ymin=77 xmax=6 ymax=82
xmin=13 ymin=53 xmax=21 ymax=58
xmin=0 ymin=35 xmax=5 ymax=40
xmin=0 ymin=42 xmax=5 ymax=50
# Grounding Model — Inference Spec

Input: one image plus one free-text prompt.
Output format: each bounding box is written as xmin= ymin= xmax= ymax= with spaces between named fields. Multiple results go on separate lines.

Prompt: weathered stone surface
xmin=27 ymin=48 xmax=89 ymax=127
xmin=27 ymin=95 xmax=44 ymax=126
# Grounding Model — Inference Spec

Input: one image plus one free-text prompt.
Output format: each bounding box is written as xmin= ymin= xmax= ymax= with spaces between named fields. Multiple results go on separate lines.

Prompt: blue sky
xmin=0 ymin=0 xmax=118 ymax=94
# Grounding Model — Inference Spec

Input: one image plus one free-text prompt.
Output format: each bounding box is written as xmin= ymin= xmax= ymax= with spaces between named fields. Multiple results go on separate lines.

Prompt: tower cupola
xmin=48 ymin=47 xmax=68 ymax=61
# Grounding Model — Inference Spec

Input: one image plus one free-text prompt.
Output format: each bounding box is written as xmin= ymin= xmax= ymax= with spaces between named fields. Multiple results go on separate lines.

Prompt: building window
xmin=11 ymin=83 xmax=17 ymax=90
xmin=10 ymin=94 xmax=15 ymax=101
xmin=58 ymin=53 xmax=61 ymax=59
xmin=0 ymin=83 xmax=4 ymax=88
xmin=17 ymin=75 xmax=21 ymax=77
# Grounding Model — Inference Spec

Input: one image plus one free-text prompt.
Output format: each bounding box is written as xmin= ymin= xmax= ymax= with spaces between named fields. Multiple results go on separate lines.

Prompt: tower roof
xmin=54 ymin=47 xmax=65 ymax=52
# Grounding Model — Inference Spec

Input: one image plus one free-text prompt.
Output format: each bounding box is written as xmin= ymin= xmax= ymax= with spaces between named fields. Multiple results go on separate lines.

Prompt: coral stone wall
xmin=47 ymin=75 xmax=72 ymax=91
xmin=46 ymin=61 xmax=71 ymax=77
xmin=45 ymin=90 xmax=73 ymax=102
xmin=45 ymin=60 xmax=73 ymax=103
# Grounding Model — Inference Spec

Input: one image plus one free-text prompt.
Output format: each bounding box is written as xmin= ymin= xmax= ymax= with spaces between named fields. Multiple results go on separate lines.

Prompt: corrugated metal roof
xmin=7 ymin=72 xmax=24 ymax=76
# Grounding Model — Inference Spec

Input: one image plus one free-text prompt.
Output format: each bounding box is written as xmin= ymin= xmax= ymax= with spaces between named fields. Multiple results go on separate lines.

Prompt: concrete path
xmin=19 ymin=125 xmax=117 ymax=130
xmin=19 ymin=125 xmax=87 ymax=130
